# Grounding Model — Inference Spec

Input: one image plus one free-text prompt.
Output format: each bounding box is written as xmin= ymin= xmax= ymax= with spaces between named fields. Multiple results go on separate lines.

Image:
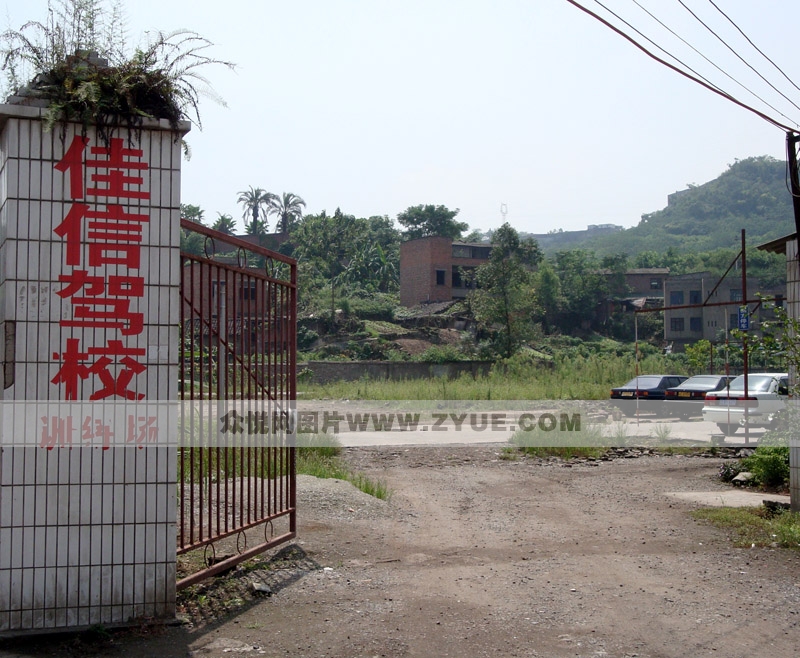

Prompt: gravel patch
xmin=295 ymin=474 xmax=393 ymax=521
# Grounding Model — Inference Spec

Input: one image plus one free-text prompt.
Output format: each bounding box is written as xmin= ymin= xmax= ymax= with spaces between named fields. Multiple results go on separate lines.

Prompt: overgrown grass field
xmin=300 ymin=350 xmax=689 ymax=400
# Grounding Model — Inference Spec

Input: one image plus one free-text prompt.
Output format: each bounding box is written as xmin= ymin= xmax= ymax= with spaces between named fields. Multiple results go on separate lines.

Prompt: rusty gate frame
xmin=177 ymin=220 xmax=296 ymax=589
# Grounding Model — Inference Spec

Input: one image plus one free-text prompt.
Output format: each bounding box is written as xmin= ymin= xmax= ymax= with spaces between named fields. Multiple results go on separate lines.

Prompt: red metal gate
xmin=177 ymin=220 xmax=296 ymax=589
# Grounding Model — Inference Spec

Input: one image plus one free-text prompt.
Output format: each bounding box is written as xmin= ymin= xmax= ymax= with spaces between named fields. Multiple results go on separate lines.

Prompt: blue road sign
xmin=738 ymin=306 xmax=749 ymax=331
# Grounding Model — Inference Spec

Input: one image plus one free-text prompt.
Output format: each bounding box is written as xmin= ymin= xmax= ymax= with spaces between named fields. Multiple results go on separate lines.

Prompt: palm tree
xmin=237 ymin=186 xmax=276 ymax=236
xmin=211 ymin=212 xmax=236 ymax=235
xmin=269 ymin=192 xmax=306 ymax=234
xmin=181 ymin=203 xmax=205 ymax=224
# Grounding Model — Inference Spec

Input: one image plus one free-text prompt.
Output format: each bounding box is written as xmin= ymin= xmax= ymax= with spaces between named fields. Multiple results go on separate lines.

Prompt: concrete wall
xmin=299 ymin=360 xmax=492 ymax=384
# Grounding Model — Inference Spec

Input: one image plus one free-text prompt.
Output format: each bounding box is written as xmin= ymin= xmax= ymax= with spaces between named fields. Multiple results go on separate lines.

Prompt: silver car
xmin=701 ymin=372 xmax=789 ymax=435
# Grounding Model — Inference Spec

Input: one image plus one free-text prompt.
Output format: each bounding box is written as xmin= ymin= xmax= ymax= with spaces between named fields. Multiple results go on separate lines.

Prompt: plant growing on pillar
xmin=1 ymin=0 xmax=234 ymax=144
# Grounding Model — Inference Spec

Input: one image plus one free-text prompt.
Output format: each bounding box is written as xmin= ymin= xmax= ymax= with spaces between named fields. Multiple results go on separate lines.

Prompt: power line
xmin=592 ymin=0 xmax=726 ymax=97
xmin=563 ymin=0 xmax=795 ymax=132
xmin=677 ymin=0 xmax=800 ymax=122
xmin=627 ymin=0 xmax=797 ymax=129
xmin=705 ymin=0 xmax=800 ymax=96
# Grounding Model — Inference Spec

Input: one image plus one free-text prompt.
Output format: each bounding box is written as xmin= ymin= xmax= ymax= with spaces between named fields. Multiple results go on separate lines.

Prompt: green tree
xmin=365 ymin=215 xmax=401 ymax=251
xmin=601 ymin=254 xmax=630 ymax=297
xmin=337 ymin=242 xmax=398 ymax=293
xmin=746 ymin=250 xmax=786 ymax=288
xmin=632 ymin=250 xmax=663 ymax=269
xmin=470 ymin=223 xmax=539 ymax=358
xmin=685 ymin=339 xmax=713 ymax=374
xmin=238 ymin=186 xmax=276 ymax=236
xmin=397 ymin=204 xmax=468 ymax=241
xmin=270 ymin=192 xmax=306 ymax=234
xmin=292 ymin=209 xmax=360 ymax=318
xmin=180 ymin=229 xmax=204 ymax=255
xmin=181 ymin=203 xmax=205 ymax=224
xmin=533 ymin=261 xmax=563 ymax=334
xmin=730 ymin=299 xmax=794 ymax=374
xmin=551 ymin=249 xmax=609 ymax=333
xmin=211 ymin=212 xmax=236 ymax=235
xmin=180 ymin=203 xmax=206 ymax=254
xmin=290 ymin=210 xmax=401 ymax=307
xmin=463 ymin=229 xmax=485 ymax=243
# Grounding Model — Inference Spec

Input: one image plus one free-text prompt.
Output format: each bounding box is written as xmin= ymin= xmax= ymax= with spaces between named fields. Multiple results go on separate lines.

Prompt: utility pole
xmin=785 ymin=133 xmax=800 ymax=511
xmin=741 ymin=229 xmax=749 ymax=445
xmin=788 ymin=133 xmax=800 ymax=238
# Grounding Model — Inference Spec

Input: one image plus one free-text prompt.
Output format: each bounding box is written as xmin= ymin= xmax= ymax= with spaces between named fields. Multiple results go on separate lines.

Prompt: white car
xmin=701 ymin=372 xmax=789 ymax=435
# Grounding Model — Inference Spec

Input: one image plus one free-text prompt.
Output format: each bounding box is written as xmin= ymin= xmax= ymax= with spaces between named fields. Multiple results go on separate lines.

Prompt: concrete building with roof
xmin=662 ymin=271 xmax=783 ymax=349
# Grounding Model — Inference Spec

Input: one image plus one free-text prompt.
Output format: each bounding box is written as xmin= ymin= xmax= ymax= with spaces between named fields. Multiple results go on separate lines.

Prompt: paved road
xmin=334 ymin=414 xmax=767 ymax=447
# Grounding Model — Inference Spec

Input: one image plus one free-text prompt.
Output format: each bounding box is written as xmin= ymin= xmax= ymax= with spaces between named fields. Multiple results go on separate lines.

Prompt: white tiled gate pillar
xmin=0 ymin=105 xmax=186 ymax=632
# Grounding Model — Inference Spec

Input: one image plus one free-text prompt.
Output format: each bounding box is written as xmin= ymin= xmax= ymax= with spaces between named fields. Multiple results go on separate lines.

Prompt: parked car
xmin=665 ymin=374 xmax=736 ymax=419
xmin=701 ymin=372 xmax=789 ymax=435
xmin=610 ymin=375 xmax=688 ymax=416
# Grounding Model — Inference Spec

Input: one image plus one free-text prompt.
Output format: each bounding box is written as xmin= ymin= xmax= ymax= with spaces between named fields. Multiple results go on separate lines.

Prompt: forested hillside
xmin=547 ymin=156 xmax=794 ymax=255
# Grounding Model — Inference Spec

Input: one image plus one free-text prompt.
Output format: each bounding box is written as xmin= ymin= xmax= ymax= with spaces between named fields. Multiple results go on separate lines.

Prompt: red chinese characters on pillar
xmin=50 ymin=136 xmax=150 ymax=407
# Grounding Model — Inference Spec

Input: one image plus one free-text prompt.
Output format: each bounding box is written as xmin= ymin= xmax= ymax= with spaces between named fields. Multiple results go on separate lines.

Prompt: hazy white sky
xmin=4 ymin=1 xmax=800 ymax=235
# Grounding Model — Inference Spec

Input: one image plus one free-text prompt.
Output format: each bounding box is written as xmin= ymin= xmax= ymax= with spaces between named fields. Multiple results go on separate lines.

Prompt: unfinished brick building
xmin=399 ymin=237 xmax=491 ymax=307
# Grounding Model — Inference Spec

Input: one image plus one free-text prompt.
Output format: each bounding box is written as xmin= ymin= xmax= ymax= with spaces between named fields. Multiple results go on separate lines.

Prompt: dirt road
xmin=3 ymin=446 xmax=799 ymax=658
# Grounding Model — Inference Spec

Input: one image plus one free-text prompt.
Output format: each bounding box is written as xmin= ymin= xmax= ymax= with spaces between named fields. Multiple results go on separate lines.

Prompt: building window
xmin=689 ymin=290 xmax=702 ymax=304
xmin=240 ymin=281 xmax=257 ymax=300
xmin=775 ymin=294 xmax=784 ymax=308
xmin=669 ymin=291 xmax=684 ymax=306
xmin=436 ymin=269 xmax=446 ymax=285
xmin=453 ymin=245 xmax=491 ymax=259
xmin=730 ymin=289 xmax=743 ymax=302
xmin=650 ymin=278 xmax=661 ymax=290
xmin=452 ymin=268 xmax=462 ymax=288
xmin=690 ymin=316 xmax=702 ymax=332
xmin=729 ymin=313 xmax=738 ymax=329
xmin=670 ymin=317 xmax=685 ymax=332
xmin=452 ymin=266 xmax=475 ymax=289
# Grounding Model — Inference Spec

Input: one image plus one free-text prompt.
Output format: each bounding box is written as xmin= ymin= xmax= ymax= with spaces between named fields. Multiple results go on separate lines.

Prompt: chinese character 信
xmin=54 ymin=203 xmax=149 ymax=269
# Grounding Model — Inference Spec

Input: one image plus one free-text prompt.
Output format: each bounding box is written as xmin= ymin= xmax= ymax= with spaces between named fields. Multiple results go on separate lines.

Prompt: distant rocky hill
xmin=526 ymin=224 xmax=625 ymax=252
xmin=526 ymin=156 xmax=794 ymax=256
